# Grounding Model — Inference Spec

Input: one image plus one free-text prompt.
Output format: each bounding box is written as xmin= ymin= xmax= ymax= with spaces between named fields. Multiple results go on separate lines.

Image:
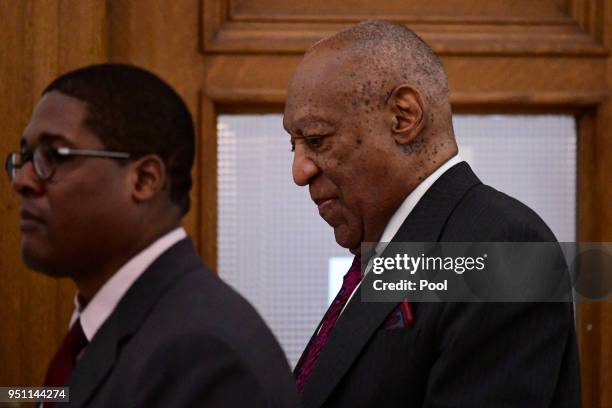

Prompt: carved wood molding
xmin=201 ymin=54 xmax=609 ymax=108
xmin=202 ymin=0 xmax=608 ymax=56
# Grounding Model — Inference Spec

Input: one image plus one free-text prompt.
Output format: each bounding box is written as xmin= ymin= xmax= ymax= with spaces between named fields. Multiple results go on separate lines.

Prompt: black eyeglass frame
xmin=5 ymin=146 xmax=132 ymax=182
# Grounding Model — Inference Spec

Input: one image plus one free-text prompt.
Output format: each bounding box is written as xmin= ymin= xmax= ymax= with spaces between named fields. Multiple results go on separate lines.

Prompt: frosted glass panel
xmin=454 ymin=115 xmax=576 ymax=242
xmin=217 ymin=114 xmax=576 ymax=367
xmin=217 ymin=116 xmax=342 ymax=367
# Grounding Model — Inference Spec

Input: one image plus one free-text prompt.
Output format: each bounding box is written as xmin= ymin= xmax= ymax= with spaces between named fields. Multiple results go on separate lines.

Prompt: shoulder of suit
xmin=444 ymin=183 xmax=557 ymax=242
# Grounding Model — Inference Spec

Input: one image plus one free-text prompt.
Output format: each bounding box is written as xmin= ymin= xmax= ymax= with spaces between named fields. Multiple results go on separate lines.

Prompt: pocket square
xmin=383 ymin=300 xmax=413 ymax=330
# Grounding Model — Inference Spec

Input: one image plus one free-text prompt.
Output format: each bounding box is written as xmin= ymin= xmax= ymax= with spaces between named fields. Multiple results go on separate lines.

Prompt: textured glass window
xmin=217 ymin=114 xmax=576 ymax=367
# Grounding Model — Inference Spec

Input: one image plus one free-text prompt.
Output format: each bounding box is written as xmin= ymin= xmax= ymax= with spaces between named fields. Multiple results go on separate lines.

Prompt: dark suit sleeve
xmin=128 ymin=333 xmax=274 ymax=408
xmin=423 ymin=222 xmax=580 ymax=407
xmin=422 ymin=301 xmax=578 ymax=407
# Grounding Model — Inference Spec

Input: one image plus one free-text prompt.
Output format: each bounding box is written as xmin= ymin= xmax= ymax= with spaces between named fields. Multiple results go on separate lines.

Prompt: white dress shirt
xmin=69 ymin=227 xmax=187 ymax=341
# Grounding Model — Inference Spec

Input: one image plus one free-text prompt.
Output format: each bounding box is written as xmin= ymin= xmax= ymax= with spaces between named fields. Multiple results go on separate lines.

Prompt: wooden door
xmin=1 ymin=1 xmax=610 ymax=406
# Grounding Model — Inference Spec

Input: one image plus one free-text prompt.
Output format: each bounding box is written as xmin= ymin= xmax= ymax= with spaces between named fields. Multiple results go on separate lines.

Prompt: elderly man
xmin=284 ymin=21 xmax=580 ymax=407
xmin=7 ymin=64 xmax=298 ymax=407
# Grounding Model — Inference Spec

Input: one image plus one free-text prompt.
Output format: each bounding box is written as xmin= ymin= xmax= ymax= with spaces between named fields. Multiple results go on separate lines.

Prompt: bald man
xmin=284 ymin=21 xmax=580 ymax=408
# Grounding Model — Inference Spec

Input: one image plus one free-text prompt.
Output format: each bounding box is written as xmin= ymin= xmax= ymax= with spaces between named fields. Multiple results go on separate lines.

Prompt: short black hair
xmin=43 ymin=63 xmax=194 ymax=215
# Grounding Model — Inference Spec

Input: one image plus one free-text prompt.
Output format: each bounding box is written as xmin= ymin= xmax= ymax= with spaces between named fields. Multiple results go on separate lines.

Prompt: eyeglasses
xmin=5 ymin=145 xmax=131 ymax=182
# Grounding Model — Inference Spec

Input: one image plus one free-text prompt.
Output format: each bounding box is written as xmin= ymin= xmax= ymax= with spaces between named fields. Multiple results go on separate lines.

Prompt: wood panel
xmin=202 ymin=0 xmax=607 ymax=56
xmin=202 ymin=54 xmax=609 ymax=110
xmin=200 ymin=95 xmax=218 ymax=270
xmin=575 ymin=2 xmax=612 ymax=401
xmin=230 ymin=0 xmax=571 ymax=20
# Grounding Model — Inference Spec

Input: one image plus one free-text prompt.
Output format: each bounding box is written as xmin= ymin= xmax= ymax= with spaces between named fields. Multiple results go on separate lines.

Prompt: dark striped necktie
xmin=296 ymin=256 xmax=361 ymax=393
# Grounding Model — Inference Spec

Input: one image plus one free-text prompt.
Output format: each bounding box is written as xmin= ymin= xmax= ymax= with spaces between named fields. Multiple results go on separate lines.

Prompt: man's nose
xmin=292 ymin=146 xmax=319 ymax=186
xmin=11 ymin=161 xmax=44 ymax=197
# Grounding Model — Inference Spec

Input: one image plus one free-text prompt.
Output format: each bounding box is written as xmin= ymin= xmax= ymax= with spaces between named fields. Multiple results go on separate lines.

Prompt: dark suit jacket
xmin=296 ymin=162 xmax=580 ymax=408
xmin=66 ymin=238 xmax=299 ymax=407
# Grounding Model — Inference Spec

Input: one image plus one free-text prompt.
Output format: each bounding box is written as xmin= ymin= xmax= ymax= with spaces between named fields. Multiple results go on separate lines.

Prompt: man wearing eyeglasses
xmin=7 ymin=64 xmax=298 ymax=407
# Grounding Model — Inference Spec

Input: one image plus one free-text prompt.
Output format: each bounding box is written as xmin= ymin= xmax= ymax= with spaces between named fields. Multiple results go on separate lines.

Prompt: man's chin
xmin=333 ymin=227 xmax=362 ymax=255
xmin=22 ymin=247 xmax=70 ymax=278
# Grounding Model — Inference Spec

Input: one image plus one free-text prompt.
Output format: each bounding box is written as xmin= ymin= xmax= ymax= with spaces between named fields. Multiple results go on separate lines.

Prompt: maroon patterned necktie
xmin=296 ymin=256 xmax=361 ymax=393
xmin=43 ymin=318 xmax=88 ymax=388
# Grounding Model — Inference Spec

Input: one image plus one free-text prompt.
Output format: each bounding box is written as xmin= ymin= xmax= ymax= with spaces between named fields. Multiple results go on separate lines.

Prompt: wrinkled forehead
xmin=284 ymin=47 xmax=375 ymax=126
xmin=289 ymin=49 xmax=356 ymax=95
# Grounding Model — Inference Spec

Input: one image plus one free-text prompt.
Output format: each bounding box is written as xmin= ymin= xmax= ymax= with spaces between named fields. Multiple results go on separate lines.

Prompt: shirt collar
xmin=70 ymin=227 xmax=187 ymax=341
xmin=373 ymin=155 xmax=463 ymax=257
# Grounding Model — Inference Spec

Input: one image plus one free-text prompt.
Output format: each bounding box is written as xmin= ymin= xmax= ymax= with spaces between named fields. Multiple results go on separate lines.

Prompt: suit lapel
xmin=294 ymin=323 xmax=321 ymax=377
xmin=300 ymin=162 xmax=481 ymax=408
xmin=67 ymin=238 xmax=201 ymax=407
xmin=391 ymin=162 xmax=481 ymax=244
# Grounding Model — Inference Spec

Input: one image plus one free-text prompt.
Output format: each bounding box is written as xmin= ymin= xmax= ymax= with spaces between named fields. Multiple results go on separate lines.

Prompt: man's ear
xmin=128 ymin=155 xmax=167 ymax=203
xmin=388 ymin=85 xmax=425 ymax=145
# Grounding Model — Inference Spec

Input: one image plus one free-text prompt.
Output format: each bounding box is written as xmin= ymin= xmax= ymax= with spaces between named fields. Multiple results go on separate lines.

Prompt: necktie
xmin=296 ymin=256 xmax=361 ymax=393
xmin=43 ymin=318 xmax=88 ymax=388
